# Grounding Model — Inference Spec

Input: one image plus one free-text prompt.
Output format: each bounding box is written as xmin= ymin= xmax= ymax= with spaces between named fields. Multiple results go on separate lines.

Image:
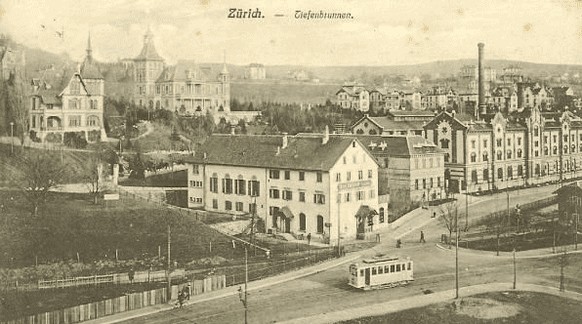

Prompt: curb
xmin=434 ymin=243 xmax=582 ymax=259
xmin=278 ymin=283 xmax=582 ymax=324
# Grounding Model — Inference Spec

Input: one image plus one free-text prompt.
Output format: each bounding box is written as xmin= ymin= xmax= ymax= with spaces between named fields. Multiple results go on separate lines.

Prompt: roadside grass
xmin=339 ymin=291 xmax=582 ymax=324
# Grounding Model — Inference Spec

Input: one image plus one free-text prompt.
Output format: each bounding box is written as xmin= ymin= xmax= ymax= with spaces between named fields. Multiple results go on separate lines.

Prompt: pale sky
xmin=0 ymin=0 xmax=581 ymax=66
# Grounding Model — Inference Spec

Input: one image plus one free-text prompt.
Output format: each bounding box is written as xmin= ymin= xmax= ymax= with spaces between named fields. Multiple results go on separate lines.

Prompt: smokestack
xmin=478 ymin=43 xmax=486 ymax=119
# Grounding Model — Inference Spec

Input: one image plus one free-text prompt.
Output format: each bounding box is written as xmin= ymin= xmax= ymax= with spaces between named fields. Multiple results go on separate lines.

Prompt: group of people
xmin=176 ymin=284 xmax=191 ymax=308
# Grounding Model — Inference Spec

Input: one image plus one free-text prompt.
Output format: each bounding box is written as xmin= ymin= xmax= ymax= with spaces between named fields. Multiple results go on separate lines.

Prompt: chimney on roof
xmin=282 ymin=132 xmax=288 ymax=149
xmin=322 ymin=125 xmax=329 ymax=145
xmin=478 ymin=43 xmax=486 ymax=120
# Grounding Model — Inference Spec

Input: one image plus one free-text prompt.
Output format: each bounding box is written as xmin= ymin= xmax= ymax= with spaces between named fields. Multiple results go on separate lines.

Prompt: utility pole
xmin=455 ymin=205 xmax=459 ymax=299
xmin=337 ymin=197 xmax=341 ymax=256
xmin=10 ymin=122 xmax=14 ymax=155
xmin=465 ymin=189 xmax=469 ymax=231
xmin=238 ymin=247 xmax=249 ymax=324
xmin=166 ymin=224 xmax=171 ymax=301
xmin=575 ymin=197 xmax=578 ymax=251
xmin=512 ymin=235 xmax=517 ymax=290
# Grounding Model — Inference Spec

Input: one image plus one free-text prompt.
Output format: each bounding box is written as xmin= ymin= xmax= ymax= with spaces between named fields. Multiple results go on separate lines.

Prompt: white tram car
xmin=349 ymin=256 xmax=413 ymax=290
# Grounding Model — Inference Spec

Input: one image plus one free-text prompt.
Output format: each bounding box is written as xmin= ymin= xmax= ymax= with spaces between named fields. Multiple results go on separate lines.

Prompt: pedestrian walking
xmin=420 ymin=231 xmax=426 ymax=243
xmin=307 ymin=233 xmax=312 ymax=245
xmin=375 ymin=233 xmax=381 ymax=242
xmin=128 ymin=268 xmax=135 ymax=283
xmin=177 ymin=291 xmax=185 ymax=308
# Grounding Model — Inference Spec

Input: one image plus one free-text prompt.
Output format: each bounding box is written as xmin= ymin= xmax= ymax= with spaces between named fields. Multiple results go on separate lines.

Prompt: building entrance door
xmin=365 ymin=268 xmax=370 ymax=286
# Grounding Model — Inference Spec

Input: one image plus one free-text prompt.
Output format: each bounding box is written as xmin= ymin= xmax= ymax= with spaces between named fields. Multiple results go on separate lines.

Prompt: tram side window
xmin=390 ymin=265 xmax=395 ymax=272
xmin=384 ymin=266 xmax=390 ymax=273
xmin=408 ymin=262 xmax=411 ymax=270
xmin=372 ymin=267 xmax=377 ymax=275
xmin=378 ymin=266 xmax=383 ymax=274
xmin=360 ymin=269 xmax=364 ymax=277
xmin=396 ymin=264 xmax=401 ymax=272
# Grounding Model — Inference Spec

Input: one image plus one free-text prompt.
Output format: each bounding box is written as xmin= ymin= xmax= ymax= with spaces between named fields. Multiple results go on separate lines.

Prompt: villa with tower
xmin=28 ymin=34 xmax=106 ymax=144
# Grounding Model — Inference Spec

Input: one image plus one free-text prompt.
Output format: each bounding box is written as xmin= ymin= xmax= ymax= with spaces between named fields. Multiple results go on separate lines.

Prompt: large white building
xmin=185 ymin=131 xmax=385 ymax=244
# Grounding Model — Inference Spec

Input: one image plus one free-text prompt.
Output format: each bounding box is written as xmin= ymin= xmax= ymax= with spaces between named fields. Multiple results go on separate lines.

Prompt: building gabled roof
xmin=135 ymin=31 xmax=164 ymax=61
xmin=37 ymin=89 xmax=61 ymax=105
xmin=156 ymin=61 xmax=221 ymax=83
xmin=80 ymin=57 xmax=103 ymax=79
xmin=185 ymin=135 xmax=374 ymax=171
xmin=344 ymin=135 xmax=442 ymax=157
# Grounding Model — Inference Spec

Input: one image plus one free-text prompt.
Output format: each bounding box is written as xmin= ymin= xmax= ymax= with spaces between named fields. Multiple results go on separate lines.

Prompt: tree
xmin=15 ymin=151 xmax=65 ymax=216
xmin=5 ymin=74 xmax=29 ymax=147
xmin=439 ymin=201 xmax=458 ymax=246
xmin=84 ymin=145 xmax=117 ymax=204
xmin=481 ymin=212 xmax=508 ymax=256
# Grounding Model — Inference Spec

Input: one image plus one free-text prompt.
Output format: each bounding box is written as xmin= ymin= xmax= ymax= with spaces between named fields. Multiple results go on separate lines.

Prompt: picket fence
xmin=1 ymin=275 xmax=226 ymax=324
xmin=37 ymin=269 xmax=185 ymax=290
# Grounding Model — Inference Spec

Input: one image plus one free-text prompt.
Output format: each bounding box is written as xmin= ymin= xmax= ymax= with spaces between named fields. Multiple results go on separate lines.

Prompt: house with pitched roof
xmin=184 ymin=130 xmax=383 ymax=244
xmin=336 ymin=84 xmax=370 ymax=112
xmin=351 ymin=113 xmax=431 ymax=137
xmin=28 ymin=35 xmax=106 ymax=143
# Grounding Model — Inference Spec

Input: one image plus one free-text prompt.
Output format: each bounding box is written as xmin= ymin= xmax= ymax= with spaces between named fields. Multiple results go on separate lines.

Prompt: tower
xmin=219 ymin=50 xmax=230 ymax=112
xmin=133 ymin=27 xmax=165 ymax=109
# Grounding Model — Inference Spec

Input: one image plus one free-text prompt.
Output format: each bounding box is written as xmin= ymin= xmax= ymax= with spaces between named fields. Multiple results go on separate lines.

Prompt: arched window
xmin=369 ymin=129 xmax=377 ymax=135
xmin=86 ymin=115 xmax=100 ymax=127
xmin=572 ymin=144 xmax=576 ymax=153
xmin=444 ymin=153 xmax=450 ymax=162
xmin=497 ymin=167 xmax=503 ymax=180
xmin=299 ymin=213 xmax=306 ymax=231
xmin=470 ymin=152 xmax=477 ymax=163
xmin=517 ymin=149 xmax=522 ymax=158
xmin=440 ymin=139 xmax=450 ymax=149
xmin=497 ymin=151 xmax=503 ymax=160
xmin=553 ymin=146 xmax=558 ymax=154
xmin=356 ymin=129 xmax=364 ymax=134
xmin=544 ymin=147 xmax=549 ymax=155
xmin=379 ymin=208 xmax=385 ymax=223
xmin=483 ymin=152 xmax=489 ymax=162
xmin=534 ymin=126 xmax=539 ymax=136
xmin=316 ymin=215 xmax=324 ymax=234
xmin=471 ymin=170 xmax=478 ymax=183
xmin=517 ymin=165 xmax=523 ymax=176
xmin=507 ymin=150 xmax=512 ymax=159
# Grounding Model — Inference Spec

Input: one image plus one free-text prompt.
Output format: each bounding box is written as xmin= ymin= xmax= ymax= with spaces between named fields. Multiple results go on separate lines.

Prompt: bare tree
xmin=482 ymin=212 xmax=508 ymax=256
xmin=15 ymin=151 xmax=65 ymax=216
xmin=439 ymin=201 xmax=458 ymax=246
xmin=6 ymin=74 xmax=29 ymax=148
xmin=84 ymin=145 xmax=117 ymax=204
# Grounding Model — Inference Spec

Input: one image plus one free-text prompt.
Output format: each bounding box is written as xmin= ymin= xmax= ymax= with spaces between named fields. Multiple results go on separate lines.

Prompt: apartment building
xmin=185 ymin=131 xmax=383 ymax=244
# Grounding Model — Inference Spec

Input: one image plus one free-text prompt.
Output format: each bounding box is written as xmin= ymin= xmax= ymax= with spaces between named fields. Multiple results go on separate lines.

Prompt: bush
xmin=63 ymin=132 xmax=88 ymax=149
xmin=45 ymin=132 xmax=62 ymax=143
xmin=87 ymin=130 xmax=101 ymax=143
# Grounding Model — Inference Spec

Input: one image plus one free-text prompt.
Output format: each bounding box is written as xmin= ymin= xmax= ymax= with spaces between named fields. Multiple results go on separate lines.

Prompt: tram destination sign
xmin=337 ymin=180 xmax=372 ymax=191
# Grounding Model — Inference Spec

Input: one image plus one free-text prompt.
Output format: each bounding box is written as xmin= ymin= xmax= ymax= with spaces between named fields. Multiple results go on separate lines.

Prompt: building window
xmin=497 ymin=139 xmax=502 ymax=147
xmin=507 ymin=138 xmax=511 ymax=146
xmin=223 ymin=176 xmax=233 ymax=194
xmin=236 ymin=202 xmax=243 ymax=212
xmin=517 ymin=149 xmax=522 ymax=158
xmin=440 ymin=139 xmax=449 ymax=149
xmin=316 ymin=172 xmax=322 ymax=182
xmin=553 ymin=146 xmax=558 ymax=154
xmin=299 ymin=191 xmax=306 ymax=202
xmin=507 ymin=166 xmax=513 ymax=179
xmin=482 ymin=152 xmax=488 ymax=162
xmin=210 ymin=175 xmax=219 ymax=193
xmin=483 ymin=169 xmax=489 ymax=181
xmin=345 ymin=192 xmax=351 ymax=202
xmin=544 ymin=136 xmax=548 ymax=144
xmin=299 ymin=172 xmax=305 ymax=181
xmin=346 ymin=172 xmax=351 ymax=181
xmin=248 ymin=180 xmax=260 ymax=197
xmin=249 ymin=203 xmax=256 ymax=214
xmin=497 ymin=168 xmax=503 ymax=180
xmin=192 ymin=164 xmax=200 ymax=175
xmin=356 ymin=191 xmax=365 ymax=201
xmin=517 ymin=165 xmax=523 ymax=176
xmin=368 ymin=170 xmax=373 ymax=179
xmin=235 ymin=179 xmax=246 ymax=195
xmin=283 ymin=190 xmax=293 ymax=201
xmin=471 ymin=140 xmax=476 ymax=149
xmin=517 ymin=137 xmax=522 ymax=145
xmin=225 ymin=201 xmax=232 ymax=210
xmin=415 ymin=179 xmax=419 ymax=190
xmin=269 ymin=188 xmax=280 ymax=199
xmin=483 ymin=139 xmax=488 ymax=148
xmin=299 ymin=213 xmax=306 ymax=231
xmin=336 ymin=173 xmax=341 ymax=182
xmin=470 ymin=152 xmax=477 ymax=163
xmin=471 ymin=170 xmax=478 ymax=183
xmin=314 ymin=193 xmax=326 ymax=204
xmin=212 ymin=199 xmax=218 ymax=209
xmin=437 ymin=177 xmax=441 ymax=187
xmin=444 ymin=153 xmax=450 ymax=162
xmin=422 ymin=178 xmax=426 ymax=189
xmin=358 ymin=170 xmax=363 ymax=180
xmin=379 ymin=208 xmax=385 ymax=223
xmin=369 ymin=189 xmax=375 ymax=199
xmin=544 ymin=147 xmax=549 ymax=155
xmin=507 ymin=150 xmax=512 ymax=159
xmin=269 ymin=170 xmax=280 ymax=179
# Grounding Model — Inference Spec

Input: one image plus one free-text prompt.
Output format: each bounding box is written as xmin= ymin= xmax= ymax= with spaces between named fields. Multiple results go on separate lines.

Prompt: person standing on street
xmin=420 ymin=231 xmax=426 ymax=243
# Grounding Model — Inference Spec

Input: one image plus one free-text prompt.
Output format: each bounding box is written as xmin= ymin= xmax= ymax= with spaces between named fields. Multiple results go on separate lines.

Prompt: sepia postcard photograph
xmin=0 ymin=0 xmax=581 ymax=323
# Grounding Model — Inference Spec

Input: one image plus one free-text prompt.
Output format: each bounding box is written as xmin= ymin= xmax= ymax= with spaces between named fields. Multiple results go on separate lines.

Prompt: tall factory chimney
xmin=477 ymin=42 xmax=486 ymax=119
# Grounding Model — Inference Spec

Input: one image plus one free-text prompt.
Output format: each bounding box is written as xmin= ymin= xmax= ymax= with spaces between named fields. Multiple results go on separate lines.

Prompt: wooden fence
xmin=37 ymin=269 xmax=185 ymax=290
xmin=1 ymin=275 xmax=226 ymax=324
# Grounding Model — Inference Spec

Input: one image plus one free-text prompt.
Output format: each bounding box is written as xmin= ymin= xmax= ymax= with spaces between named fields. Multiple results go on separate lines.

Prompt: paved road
xmin=119 ymin=185 xmax=580 ymax=324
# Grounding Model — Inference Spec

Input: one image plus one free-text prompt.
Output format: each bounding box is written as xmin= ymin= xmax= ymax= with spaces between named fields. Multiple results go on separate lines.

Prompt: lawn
xmin=0 ymin=190 xmax=243 ymax=279
xmin=340 ymin=291 xmax=582 ymax=324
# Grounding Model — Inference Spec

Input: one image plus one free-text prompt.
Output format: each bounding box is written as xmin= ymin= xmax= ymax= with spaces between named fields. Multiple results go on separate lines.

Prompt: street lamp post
xmin=9 ymin=122 xmax=14 ymax=154
xmin=455 ymin=205 xmax=459 ymax=299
